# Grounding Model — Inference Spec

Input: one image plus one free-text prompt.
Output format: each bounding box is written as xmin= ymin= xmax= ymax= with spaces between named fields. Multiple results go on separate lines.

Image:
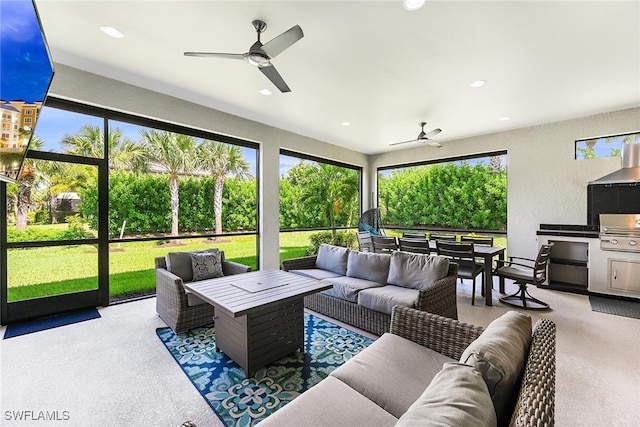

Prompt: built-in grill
xmin=600 ymin=213 xmax=640 ymax=252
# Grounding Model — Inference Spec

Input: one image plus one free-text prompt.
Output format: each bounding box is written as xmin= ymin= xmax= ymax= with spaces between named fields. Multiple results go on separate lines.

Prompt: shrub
xmin=306 ymin=231 xmax=356 ymax=255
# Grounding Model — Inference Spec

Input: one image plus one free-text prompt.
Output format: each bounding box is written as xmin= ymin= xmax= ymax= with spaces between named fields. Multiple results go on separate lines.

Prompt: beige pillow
xmin=396 ymin=362 xmax=497 ymax=427
xmin=459 ymin=311 xmax=532 ymax=427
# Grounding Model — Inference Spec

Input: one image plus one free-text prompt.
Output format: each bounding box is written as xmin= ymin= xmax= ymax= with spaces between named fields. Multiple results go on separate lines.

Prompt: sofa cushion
xmin=322 ymin=276 xmax=384 ymax=303
xmin=357 ymin=285 xmax=419 ymax=315
xmin=346 ymin=250 xmax=391 ymax=284
xmin=190 ymin=250 xmax=224 ymax=281
xmin=290 ymin=268 xmax=343 ymax=281
xmin=330 ymin=332 xmax=455 ymax=419
xmin=396 ymin=363 xmax=497 ymax=427
xmin=315 ymin=244 xmax=350 ymax=276
xmin=257 ymin=376 xmax=397 ymax=427
xmin=387 ymin=252 xmax=450 ymax=289
xmin=459 ymin=311 xmax=532 ymax=427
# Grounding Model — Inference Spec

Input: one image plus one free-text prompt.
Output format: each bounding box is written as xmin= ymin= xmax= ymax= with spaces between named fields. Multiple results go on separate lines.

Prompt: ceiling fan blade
xmin=259 ymin=64 xmax=291 ymax=92
xmin=261 ymin=25 xmax=303 ymax=59
xmin=389 ymin=139 xmax=416 ymax=146
xmin=425 ymin=128 xmax=442 ymax=138
xmin=184 ymin=52 xmax=245 ymax=60
xmin=426 ymin=140 xmax=443 ymax=148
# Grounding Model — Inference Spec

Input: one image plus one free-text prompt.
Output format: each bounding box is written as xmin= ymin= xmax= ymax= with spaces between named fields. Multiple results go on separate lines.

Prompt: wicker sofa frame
xmin=155 ymin=252 xmax=251 ymax=333
xmin=282 ymin=254 xmax=459 ymax=336
xmin=390 ymin=306 xmax=556 ymax=427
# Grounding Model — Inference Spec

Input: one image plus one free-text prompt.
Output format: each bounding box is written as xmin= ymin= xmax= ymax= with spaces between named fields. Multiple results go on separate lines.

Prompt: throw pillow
xmin=315 ymin=244 xmax=350 ymax=275
xmin=387 ymin=252 xmax=450 ymax=289
xmin=459 ymin=311 xmax=532 ymax=427
xmin=395 ymin=363 xmax=497 ymax=427
xmin=190 ymin=251 xmax=224 ymax=281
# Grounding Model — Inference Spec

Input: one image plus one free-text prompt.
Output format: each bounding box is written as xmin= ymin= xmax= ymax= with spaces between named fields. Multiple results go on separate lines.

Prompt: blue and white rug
xmin=157 ymin=313 xmax=374 ymax=426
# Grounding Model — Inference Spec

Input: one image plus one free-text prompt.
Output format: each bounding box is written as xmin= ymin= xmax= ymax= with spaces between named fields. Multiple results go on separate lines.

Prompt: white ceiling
xmin=36 ymin=0 xmax=640 ymax=155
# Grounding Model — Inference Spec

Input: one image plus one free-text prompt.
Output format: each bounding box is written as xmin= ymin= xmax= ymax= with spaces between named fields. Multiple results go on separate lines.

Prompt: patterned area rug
xmin=157 ymin=313 xmax=374 ymax=426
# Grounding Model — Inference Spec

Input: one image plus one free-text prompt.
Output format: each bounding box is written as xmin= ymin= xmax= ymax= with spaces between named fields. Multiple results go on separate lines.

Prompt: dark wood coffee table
xmin=184 ymin=269 xmax=331 ymax=376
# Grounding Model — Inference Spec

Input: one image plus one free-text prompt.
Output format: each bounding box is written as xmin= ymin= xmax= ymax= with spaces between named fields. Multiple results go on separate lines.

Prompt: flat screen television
xmin=0 ymin=0 xmax=54 ymax=183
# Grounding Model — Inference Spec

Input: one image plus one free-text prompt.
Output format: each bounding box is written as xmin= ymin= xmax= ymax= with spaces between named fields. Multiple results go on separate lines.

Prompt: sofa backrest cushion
xmin=395 ymin=362 xmax=497 ymax=427
xmin=459 ymin=311 xmax=532 ymax=427
xmin=315 ymin=244 xmax=350 ymax=276
xmin=166 ymin=249 xmax=224 ymax=282
xmin=346 ymin=250 xmax=391 ymax=284
xmin=191 ymin=250 xmax=224 ymax=281
xmin=387 ymin=252 xmax=450 ymax=289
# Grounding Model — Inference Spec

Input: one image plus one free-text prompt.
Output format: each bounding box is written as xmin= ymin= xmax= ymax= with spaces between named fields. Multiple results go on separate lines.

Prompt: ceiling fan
xmin=184 ymin=20 xmax=303 ymax=93
xmin=390 ymin=122 xmax=442 ymax=147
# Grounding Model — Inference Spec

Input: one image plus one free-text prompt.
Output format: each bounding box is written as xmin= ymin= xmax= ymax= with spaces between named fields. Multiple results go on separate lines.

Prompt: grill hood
xmin=590 ymin=143 xmax=640 ymax=185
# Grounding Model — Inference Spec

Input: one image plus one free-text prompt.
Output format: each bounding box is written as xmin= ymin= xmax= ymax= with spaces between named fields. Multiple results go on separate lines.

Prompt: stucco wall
xmin=370 ymin=108 xmax=640 ymax=259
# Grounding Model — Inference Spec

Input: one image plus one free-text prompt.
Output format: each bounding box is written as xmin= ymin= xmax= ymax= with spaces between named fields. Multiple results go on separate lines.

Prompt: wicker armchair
xmin=155 ymin=250 xmax=251 ymax=333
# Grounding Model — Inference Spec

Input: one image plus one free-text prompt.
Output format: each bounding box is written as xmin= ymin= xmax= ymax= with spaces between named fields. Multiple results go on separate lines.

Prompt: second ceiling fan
xmin=184 ymin=20 xmax=303 ymax=93
xmin=390 ymin=122 xmax=442 ymax=147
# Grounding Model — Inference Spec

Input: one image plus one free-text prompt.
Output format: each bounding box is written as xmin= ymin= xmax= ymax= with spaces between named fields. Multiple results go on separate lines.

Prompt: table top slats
xmin=184 ymin=269 xmax=331 ymax=317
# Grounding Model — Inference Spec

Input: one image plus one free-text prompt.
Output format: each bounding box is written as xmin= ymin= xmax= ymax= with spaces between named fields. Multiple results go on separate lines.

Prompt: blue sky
xmin=0 ymin=0 xmax=54 ymax=103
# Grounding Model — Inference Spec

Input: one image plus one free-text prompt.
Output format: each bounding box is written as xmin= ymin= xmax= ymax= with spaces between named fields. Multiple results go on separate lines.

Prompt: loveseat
xmin=281 ymin=243 xmax=458 ymax=335
xmin=259 ymin=306 xmax=556 ymax=427
xmin=155 ymin=248 xmax=252 ymax=333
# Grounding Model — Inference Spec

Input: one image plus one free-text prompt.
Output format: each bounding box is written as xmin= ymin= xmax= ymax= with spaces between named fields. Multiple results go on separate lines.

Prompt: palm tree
xmin=61 ymin=124 xmax=146 ymax=170
xmin=198 ymin=140 xmax=251 ymax=236
xmin=140 ymin=130 xmax=198 ymax=239
xmin=14 ymin=136 xmax=44 ymax=231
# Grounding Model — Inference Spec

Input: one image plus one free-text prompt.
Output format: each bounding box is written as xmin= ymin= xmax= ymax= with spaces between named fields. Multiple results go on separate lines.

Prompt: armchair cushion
xmin=459 ymin=311 xmax=532 ymax=427
xmin=315 ymin=244 xmax=350 ymax=276
xmin=387 ymin=252 xmax=450 ymax=289
xmin=190 ymin=250 xmax=223 ymax=281
xmin=165 ymin=248 xmax=221 ymax=282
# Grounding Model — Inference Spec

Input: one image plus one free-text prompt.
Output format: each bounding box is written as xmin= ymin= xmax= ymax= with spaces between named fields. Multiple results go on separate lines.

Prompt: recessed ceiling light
xmin=404 ymin=0 xmax=426 ymax=11
xmin=470 ymin=80 xmax=486 ymax=88
xmin=259 ymin=89 xmax=272 ymax=96
xmin=100 ymin=25 xmax=124 ymax=38
xmin=498 ymin=116 xmax=511 ymax=121
xmin=341 ymin=121 xmax=351 ymax=127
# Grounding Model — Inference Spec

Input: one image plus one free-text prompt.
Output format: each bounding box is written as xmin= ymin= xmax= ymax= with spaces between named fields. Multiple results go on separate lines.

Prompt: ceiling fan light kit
xmin=184 ymin=19 xmax=303 ymax=93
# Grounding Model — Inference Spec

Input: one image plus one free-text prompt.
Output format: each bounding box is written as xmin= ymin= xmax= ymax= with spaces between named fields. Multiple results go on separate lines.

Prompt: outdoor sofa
xmin=155 ymin=248 xmax=252 ymax=333
xmin=281 ymin=243 xmax=458 ymax=336
xmin=259 ymin=306 xmax=556 ymax=427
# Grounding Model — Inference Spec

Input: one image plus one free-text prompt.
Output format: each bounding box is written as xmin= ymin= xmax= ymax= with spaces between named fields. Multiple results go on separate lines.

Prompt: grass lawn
xmin=7 ymin=230 xmax=314 ymax=301
xmin=7 ymin=227 xmax=507 ymax=302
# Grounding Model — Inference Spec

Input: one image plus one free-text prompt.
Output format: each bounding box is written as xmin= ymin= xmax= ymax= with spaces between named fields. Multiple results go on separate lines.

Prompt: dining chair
xmin=494 ymin=243 xmax=554 ymax=310
xmin=461 ymin=235 xmax=494 ymax=246
xmin=371 ymin=235 xmax=398 ymax=253
xmin=357 ymin=231 xmax=373 ymax=252
xmin=398 ymin=237 xmax=431 ymax=254
xmin=402 ymin=232 xmax=427 ymax=240
xmin=429 ymin=233 xmax=457 ymax=242
xmin=436 ymin=240 xmax=484 ymax=305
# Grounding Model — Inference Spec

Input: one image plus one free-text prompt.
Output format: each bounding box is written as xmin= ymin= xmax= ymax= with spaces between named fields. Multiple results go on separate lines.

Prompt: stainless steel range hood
xmin=590 ymin=143 xmax=640 ymax=185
